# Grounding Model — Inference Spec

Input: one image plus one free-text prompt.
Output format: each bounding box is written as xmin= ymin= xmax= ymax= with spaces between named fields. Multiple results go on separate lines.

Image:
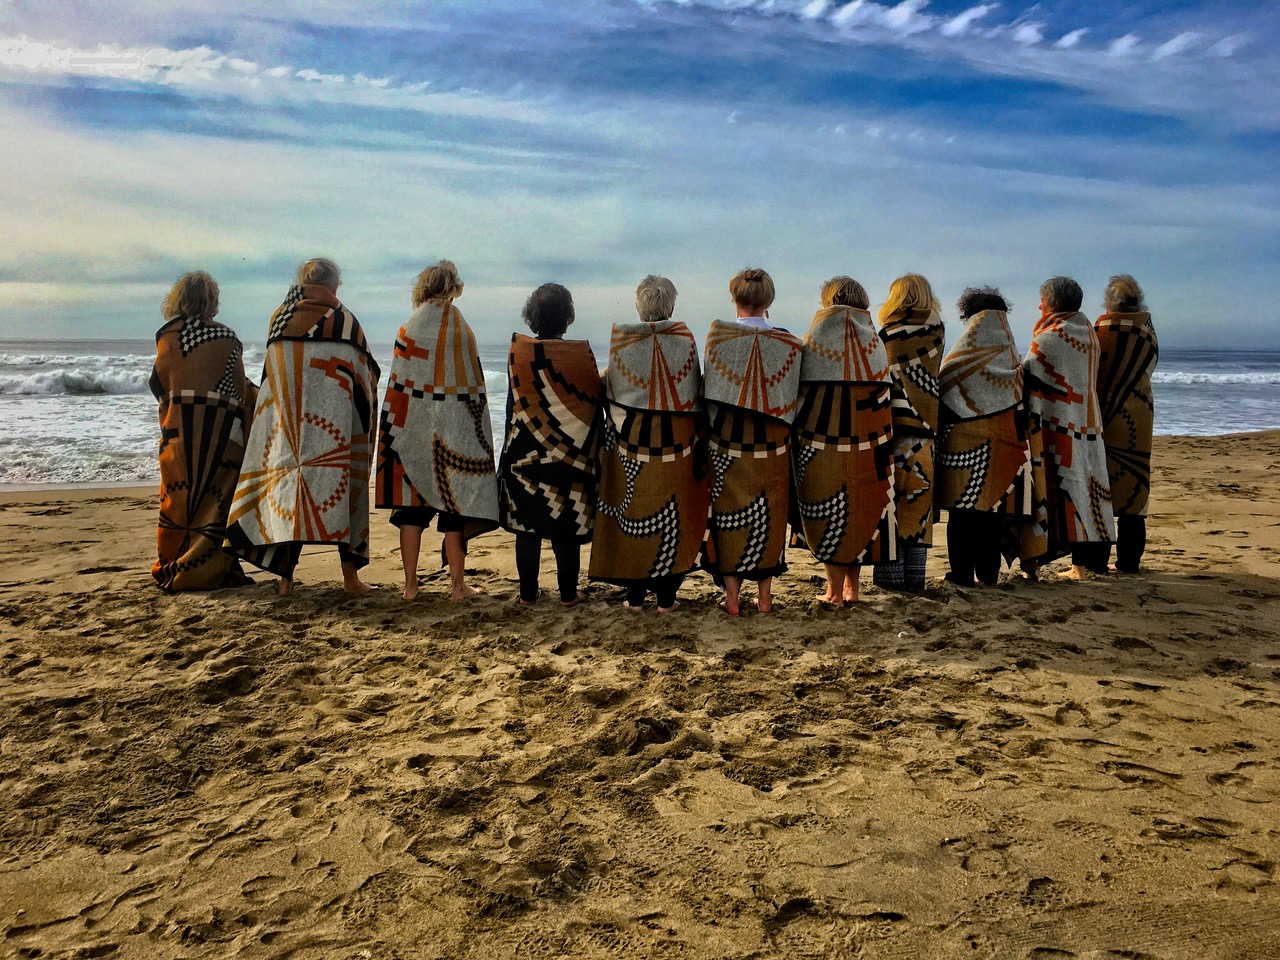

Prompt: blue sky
xmin=1 ymin=0 xmax=1276 ymax=350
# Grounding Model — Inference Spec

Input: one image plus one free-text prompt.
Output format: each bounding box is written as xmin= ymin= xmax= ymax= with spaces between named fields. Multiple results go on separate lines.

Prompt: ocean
xmin=1 ymin=338 xmax=1278 ymax=488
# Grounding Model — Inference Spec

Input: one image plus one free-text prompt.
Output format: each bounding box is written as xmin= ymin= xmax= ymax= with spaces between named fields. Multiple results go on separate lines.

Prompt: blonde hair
xmin=635 ymin=275 xmax=677 ymax=322
xmin=297 ymin=257 xmax=341 ymax=290
xmin=413 ymin=260 xmax=464 ymax=308
xmin=820 ymin=276 xmax=869 ymax=310
xmin=729 ymin=267 xmax=775 ymax=314
xmin=878 ymin=273 xmax=939 ymax=325
xmin=162 ymin=271 xmax=220 ymax=322
xmin=1104 ymin=273 xmax=1145 ymax=313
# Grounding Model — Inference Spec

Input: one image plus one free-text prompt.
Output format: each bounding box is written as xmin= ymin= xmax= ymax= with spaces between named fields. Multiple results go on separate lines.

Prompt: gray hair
xmin=1040 ymin=276 xmax=1083 ymax=313
xmin=297 ymin=257 xmax=342 ymax=291
xmin=1103 ymin=274 xmax=1145 ymax=313
xmin=635 ymin=275 xmax=677 ymax=323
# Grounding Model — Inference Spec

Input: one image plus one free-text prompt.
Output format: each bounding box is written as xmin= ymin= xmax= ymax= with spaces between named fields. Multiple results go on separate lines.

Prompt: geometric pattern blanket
xmin=1095 ymin=311 xmax=1158 ymax=517
xmin=498 ymin=334 xmax=603 ymax=544
xmin=149 ymin=315 xmax=257 ymax=591
xmin=375 ymin=300 xmax=499 ymax=540
xmin=1023 ymin=309 xmax=1115 ymax=549
xmin=791 ymin=306 xmax=896 ymax=566
xmin=701 ymin=320 xmax=803 ymax=580
xmin=879 ymin=309 xmax=945 ymax=546
xmin=590 ymin=320 xmax=708 ymax=583
xmin=224 ymin=284 xmax=381 ymax=574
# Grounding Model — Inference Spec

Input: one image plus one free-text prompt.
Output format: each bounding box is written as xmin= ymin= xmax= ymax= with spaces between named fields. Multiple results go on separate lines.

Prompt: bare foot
xmin=518 ymin=597 xmax=536 ymax=608
xmin=277 ymin=578 xmax=294 ymax=597
xmin=719 ymin=598 xmax=739 ymax=617
xmin=451 ymin=583 xmax=484 ymax=602
xmin=402 ymin=582 xmax=420 ymax=602
xmin=561 ymin=592 xmax=586 ymax=609
xmin=623 ymin=600 xmax=644 ymax=613
xmin=815 ymin=591 xmax=841 ymax=605
xmin=657 ymin=601 xmax=681 ymax=615
xmin=344 ymin=578 xmax=376 ymax=594
xmin=1065 ymin=565 xmax=1091 ymax=581
xmin=754 ymin=598 xmax=773 ymax=614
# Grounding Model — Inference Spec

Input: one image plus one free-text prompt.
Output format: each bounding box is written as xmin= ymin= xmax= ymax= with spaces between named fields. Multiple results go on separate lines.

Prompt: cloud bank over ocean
xmin=0 ymin=1 xmax=1276 ymax=349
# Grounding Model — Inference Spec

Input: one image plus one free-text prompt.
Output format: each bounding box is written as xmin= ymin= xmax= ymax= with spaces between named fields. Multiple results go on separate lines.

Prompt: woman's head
xmin=820 ymin=276 xmax=869 ymax=310
xmin=413 ymin=260 xmax=464 ymax=308
xmin=729 ymin=267 xmax=775 ymax=314
xmin=523 ymin=283 xmax=575 ymax=338
xmin=162 ymin=271 xmax=220 ymax=322
xmin=956 ymin=286 xmax=1009 ymax=320
xmin=297 ymin=257 xmax=341 ymax=291
xmin=1039 ymin=276 xmax=1083 ymax=313
xmin=635 ymin=275 xmax=677 ymax=323
xmin=878 ymin=273 xmax=939 ymax=324
xmin=1103 ymin=274 xmax=1145 ymax=313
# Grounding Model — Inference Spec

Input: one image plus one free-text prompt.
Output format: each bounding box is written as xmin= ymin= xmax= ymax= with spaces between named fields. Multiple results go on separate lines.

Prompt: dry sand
xmin=2 ymin=432 xmax=1279 ymax=959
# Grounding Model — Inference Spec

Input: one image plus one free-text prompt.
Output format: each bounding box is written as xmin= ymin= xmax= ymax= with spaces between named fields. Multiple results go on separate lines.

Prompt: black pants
xmin=873 ymin=541 xmax=928 ymax=591
xmin=626 ymin=574 xmax=685 ymax=608
xmin=515 ymin=534 xmax=580 ymax=604
xmin=1113 ymin=514 xmax=1147 ymax=573
xmin=946 ymin=510 xmax=1002 ymax=586
xmin=1070 ymin=542 xmax=1111 ymax=574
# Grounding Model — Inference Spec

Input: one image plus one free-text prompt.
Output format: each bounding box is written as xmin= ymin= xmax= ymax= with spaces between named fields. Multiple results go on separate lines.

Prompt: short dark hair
xmin=1040 ymin=276 xmax=1083 ymax=313
xmin=522 ymin=283 xmax=575 ymax=338
xmin=956 ymin=286 xmax=1009 ymax=320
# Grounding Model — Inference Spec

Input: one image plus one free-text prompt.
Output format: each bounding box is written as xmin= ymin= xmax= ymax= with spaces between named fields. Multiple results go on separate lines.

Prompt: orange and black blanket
xmin=498 ymin=334 xmax=603 ymax=543
xmin=1095 ymin=312 xmax=1158 ymax=516
xmin=879 ymin=309 xmax=944 ymax=545
xmin=936 ymin=308 xmax=1048 ymax=561
xmin=701 ymin=319 xmax=803 ymax=579
xmin=149 ymin=316 xmax=257 ymax=591
xmin=589 ymin=319 xmax=709 ymax=584
xmin=375 ymin=301 xmax=499 ymax=541
xmin=225 ymin=284 xmax=381 ymax=574
xmin=1023 ymin=309 xmax=1114 ymax=552
xmin=791 ymin=305 xmax=896 ymax=566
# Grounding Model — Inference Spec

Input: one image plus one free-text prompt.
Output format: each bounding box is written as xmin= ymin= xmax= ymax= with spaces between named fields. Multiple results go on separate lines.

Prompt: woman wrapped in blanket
xmin=375 ymin=260 xmax=499 ymax=602
xmin=873 ymin=274 xmax=945 ymax=592
xmin=702 ymin=268 xmax=803 ymax=616
xmin=498 ymin=283 xmax=603 ymax=607
xmin=589 ymin=275 xmax=709 ymax=613
xmin=150 ymin=271 xmax=257 ymax=592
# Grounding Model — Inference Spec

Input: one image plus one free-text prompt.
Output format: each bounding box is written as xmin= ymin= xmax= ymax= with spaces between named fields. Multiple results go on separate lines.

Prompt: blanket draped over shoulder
xmin=936 ymin=308 xmax=1049 ymax=561
xmin=1095 ymin=312 xmax=1158 ymax=517
xmin=791 ymin=306 xmax=896 ymax=566
xmin=878 ymin=309 xmax=945 ymax=545
xmin=1023 ymin=310 xmax=1115 ymax=552
xmin=498 ymin=334 xmax=603 ymax=543
xmin=702 ymin=319 xmax=803 ymax=579
xmin=589 ymin=319 xmax=709 ymax=584
xmin=225 ymin=284 xmax=381 ymax=574
xmin=375 ymin=301 xmax=499 ymax=540
xmin=150 ymin=317 xmax=258 ymax=591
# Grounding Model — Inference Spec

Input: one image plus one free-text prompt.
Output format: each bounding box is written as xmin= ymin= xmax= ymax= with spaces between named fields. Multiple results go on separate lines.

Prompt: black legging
xmin=1114 ymin=514 xmax=1146 ymax=573
xmin=514 ymin=534 xmax=580 ymax=604
xmin=946 ymin=510 xmax=1002 ymax=586
xmin=1071 ymin=541 xmax=1111 ymax=574
xmin=625 ymin=574 xmax=685 ymax=608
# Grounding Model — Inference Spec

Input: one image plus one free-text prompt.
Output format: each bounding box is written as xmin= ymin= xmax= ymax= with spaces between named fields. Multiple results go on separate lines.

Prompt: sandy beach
xmin=2 ymin=431 xmax=1279 ymax=959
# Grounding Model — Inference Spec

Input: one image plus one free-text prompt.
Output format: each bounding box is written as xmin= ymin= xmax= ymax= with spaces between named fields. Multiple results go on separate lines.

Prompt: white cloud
xmin=1012 ymin=22 xmax=1044 ymax=46
xmin=800 ymin=0 xmax=830 ymax=18
xmin=1207 ymin=33 xmax=1247 ymax=58
xmin=1108 ymin=33 xmax=1141 ymax=58
xmin=940 ymin=4 xmax=995 ymax=38
xmin=1054 ymin=28 xmax=1087 ymax=49
xmin=1151 ymin=32 xmax=1200 ymax=61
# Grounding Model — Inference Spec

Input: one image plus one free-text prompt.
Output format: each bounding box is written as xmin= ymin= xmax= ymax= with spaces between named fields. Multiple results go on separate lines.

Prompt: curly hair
xmin=413 ymin=260 xmax=464 ymax=308
xmin=523 ymin=283 xmax=575 ymax=339
xmin=162 ymin=271 xmax=220 ymax=322
xmin=956 ymin=286 xmax=1009 ymax=320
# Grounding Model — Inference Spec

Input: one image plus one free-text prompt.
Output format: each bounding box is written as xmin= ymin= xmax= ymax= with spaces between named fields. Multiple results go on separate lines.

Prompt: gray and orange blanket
xmin=225 ymin=284 xmax=381 ymax=575
xmin=879 ymin=308 xmax=945 ymax=545
xmin=1024 ymin=309 xmax=1115 ymax=553
xmin=791 ymin=305 xmax=896 ymax=566
xmin=498 ymin=334 xmax=603 ymax=543
xmin=1095 ymin=311 xmax=1158 ymax=517
xmin=589 ymin=319 xmax=709 ymax=585
xmin=936 ymin=308 xmax=1048 ymax=561
xmin=375 ymin=301 xmax=499 ymax=540
xmin=701 ymin=319 xmax=803 ymax=580
xmin=150 ymin=316 xmax=257 ymax=591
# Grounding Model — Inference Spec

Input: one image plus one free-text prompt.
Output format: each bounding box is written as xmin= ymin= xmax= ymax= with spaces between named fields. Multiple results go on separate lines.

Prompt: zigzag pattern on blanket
xmin=1096 ymin=312 xmax=1158 ymax=517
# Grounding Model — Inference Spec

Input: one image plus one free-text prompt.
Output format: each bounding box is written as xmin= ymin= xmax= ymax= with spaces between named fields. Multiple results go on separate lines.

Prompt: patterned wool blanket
xmin=225 ymin=284 xmax=381 ymax=574
xmin=375 ymin=301 xmax=499 ymax=540
xmin=498 ymin=334 xmax=603 ymax=543
xmin=150 ymin=316 xmax=258 ymax=591
xmin=1024 ymin=309 xmax=1115 ymax=549
xmin=1095 ymin=312 xmax=1158 ymax=516
xmin=590 ymin=320 xmax=708 ymax=584
xmin=879 ymin=309 xmax=945 ymax=545
xmin=791 ymin=306 xmax=896 ymax=566
xmin=702 ymin=319 xmax=803 ymax=579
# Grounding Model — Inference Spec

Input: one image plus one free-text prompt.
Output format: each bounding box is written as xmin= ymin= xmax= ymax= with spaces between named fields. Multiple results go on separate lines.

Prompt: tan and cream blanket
xmin=498 ymin=334 xmax=603 ymax=543
xmin=879 ymin=309 xmax=945 ymax=545
xmin=1024 ymin=309 xmax=1115 ymax=551
xmin=791 ymin=306 xmax=896 ymax=566
xmin=375 ymin=300 xmax=498 ymax=541
xmin=225 ymin=284 xmax=381 ymax=575
xmin=149 ymin=316 xmax=257 ymax=591
xmin=589 ymin=319 xmax=708 ymax=584
xmin=702 ymin=319 xmax=802 ymax=579
xmin=1095 ymin=312 xmax=1158 ymax=517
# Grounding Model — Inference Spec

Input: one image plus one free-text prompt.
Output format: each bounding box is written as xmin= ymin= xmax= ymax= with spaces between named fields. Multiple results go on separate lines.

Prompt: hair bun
xmin=742 ymin=269 xmax=765 ymax=283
